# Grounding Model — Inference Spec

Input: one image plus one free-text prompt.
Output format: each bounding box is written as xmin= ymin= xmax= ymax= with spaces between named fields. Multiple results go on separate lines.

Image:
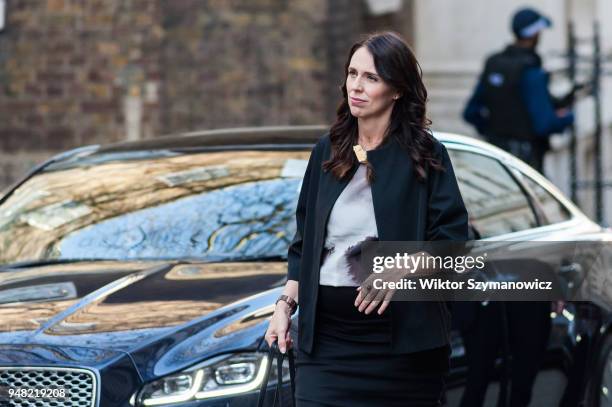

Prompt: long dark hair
xmin=323 ymin=31 xmax=443 ymax=183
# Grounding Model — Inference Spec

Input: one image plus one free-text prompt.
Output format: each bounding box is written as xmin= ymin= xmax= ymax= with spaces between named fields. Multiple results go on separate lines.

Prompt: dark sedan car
xmin=1 ymin=126 xmax=612 ymax=406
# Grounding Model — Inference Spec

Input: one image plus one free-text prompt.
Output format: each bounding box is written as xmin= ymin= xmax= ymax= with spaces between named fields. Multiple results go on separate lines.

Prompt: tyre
xmin=588 ymin=334 xmax=612 ymax=407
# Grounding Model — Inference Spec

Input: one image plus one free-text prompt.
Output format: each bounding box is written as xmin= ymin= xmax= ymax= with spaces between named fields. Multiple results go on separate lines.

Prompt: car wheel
xmin=590 ymin=334 xmax=612 ymax=407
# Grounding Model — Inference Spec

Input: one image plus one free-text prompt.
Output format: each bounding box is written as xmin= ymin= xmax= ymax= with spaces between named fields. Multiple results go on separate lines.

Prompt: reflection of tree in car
xmin=58 ymin=179 xmax=300 ymax=260
xmin=0 ymin=150 xmax=309 ymax=263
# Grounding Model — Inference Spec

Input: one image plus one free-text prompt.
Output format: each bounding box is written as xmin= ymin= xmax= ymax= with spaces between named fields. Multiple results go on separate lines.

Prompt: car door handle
xmin=559 ymin=262 xmax=583 ymax=278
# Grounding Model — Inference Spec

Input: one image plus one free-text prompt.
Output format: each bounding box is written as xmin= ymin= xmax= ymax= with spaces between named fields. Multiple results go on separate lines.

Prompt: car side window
xmin=447 ymin=149 xmax=537 ymax=238
xmin=520 ymin=174 xmax=572 ymax=225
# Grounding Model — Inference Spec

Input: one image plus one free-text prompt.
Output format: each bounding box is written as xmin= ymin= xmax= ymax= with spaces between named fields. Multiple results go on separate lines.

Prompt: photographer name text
xmin=373 ymin=278 xmax=553 ymax=291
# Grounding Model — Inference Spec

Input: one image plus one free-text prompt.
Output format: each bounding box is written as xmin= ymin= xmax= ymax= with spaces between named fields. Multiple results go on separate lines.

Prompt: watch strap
xmin=276 ymin=295 xmax=298 ymax=314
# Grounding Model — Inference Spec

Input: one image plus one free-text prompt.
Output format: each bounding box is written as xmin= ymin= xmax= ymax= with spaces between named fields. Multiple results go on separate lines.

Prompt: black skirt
xmin=295 ymin=285 xmax=449 ymax=407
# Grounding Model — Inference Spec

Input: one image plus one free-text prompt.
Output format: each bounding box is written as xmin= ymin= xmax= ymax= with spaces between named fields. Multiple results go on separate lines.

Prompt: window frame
xmin=445 ymin=144 xmax=541 ymax=239
xmin=443 ymin=140 xmax=588 ymax=241
xmin=509 ymin=168 xmax=573 ymax=227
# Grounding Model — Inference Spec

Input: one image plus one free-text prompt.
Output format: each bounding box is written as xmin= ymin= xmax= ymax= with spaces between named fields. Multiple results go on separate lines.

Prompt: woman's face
xmin=346 ymin=46 xmax=399 ymax=120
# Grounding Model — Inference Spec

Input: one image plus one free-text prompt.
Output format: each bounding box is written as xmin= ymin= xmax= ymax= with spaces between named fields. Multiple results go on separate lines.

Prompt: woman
xmin=265 ymin=31 xmax=469 ymax=406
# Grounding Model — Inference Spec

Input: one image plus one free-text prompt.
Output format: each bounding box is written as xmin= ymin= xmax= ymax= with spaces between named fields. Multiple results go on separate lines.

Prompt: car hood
xmin=0 ymin=260 xmax=285 ymax=379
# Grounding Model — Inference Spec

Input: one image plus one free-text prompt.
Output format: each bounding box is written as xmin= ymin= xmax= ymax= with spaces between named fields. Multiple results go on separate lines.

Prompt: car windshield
xmin=0 ymin=149 xmax=310 ymax=264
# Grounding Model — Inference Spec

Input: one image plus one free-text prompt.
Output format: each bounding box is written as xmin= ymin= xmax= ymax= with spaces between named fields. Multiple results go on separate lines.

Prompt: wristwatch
xmin=276 ymin=295 xmax=298 ymax=315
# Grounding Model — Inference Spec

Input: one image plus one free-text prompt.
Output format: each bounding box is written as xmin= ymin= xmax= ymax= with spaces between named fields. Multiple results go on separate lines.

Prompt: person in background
xmin=463 ymin=7 xmax=574 ymax=174
xmin=458 ymin=8 xmax=575 ymax=407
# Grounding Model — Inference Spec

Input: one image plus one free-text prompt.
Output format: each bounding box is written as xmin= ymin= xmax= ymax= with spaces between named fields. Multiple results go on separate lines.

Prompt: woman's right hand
xmin=265 ymin=302 xmax=293 ymax=353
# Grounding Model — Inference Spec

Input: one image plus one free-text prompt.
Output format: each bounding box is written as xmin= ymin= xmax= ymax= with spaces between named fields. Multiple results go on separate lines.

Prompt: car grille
xmin=0 ymin=367 xmax=97 ymax=407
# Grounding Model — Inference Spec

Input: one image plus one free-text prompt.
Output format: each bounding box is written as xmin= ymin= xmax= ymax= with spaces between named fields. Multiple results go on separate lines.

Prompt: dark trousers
xmin=459 ymin=301 xmax=552 ymax=407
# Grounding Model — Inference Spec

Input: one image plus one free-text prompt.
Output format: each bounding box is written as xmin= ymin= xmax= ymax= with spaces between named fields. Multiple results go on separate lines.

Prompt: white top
xmin=319 ymin=164 xmax=379 ymax=287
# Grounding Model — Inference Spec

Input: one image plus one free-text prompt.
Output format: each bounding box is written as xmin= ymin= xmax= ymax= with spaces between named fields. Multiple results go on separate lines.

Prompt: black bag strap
xmin=288 ymin=347 xmax=296 ymax=406
xmin=256 ymin=341 xmax=296 ymax=407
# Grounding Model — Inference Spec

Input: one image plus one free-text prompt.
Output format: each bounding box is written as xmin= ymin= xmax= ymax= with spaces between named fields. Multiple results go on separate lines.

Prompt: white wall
xmin=413 ymin=0 xmax=566 ymax=71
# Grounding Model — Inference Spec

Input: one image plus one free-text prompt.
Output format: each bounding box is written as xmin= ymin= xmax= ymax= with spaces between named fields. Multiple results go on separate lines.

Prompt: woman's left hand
xmin=354 ymin=251 xmax=435 ymax=315
xmin=354 ymin=268 xmax=405 ymax=315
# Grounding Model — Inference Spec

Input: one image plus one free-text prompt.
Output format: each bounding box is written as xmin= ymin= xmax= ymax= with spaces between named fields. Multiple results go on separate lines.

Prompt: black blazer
xmin=288 ymin=133 xmax=469 ymax=354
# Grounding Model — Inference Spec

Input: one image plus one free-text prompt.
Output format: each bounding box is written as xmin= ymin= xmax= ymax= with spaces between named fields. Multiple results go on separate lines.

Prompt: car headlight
xmin=137 ymin=352 xmax=290 ymax=406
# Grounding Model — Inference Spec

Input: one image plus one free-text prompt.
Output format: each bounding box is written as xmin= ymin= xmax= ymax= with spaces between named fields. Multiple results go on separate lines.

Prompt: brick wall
xmin=158 ymin=0 xmax=328 ymax=132
xmin=0 ymin=0 xmax=164 ymax=147
xmin=0 ymin=0 xmax=412 ymax=189
xmin=0 ymin=0 xmax=165 ymax=187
